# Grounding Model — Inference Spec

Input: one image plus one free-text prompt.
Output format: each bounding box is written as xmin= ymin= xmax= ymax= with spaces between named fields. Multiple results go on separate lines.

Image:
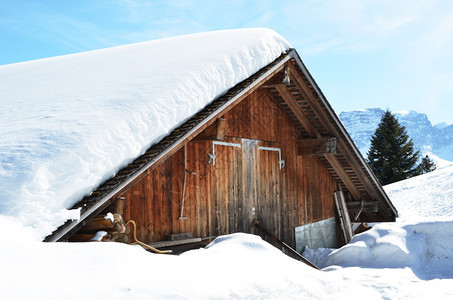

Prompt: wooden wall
xmin=121 ymin=89 xmax=337 ymax=247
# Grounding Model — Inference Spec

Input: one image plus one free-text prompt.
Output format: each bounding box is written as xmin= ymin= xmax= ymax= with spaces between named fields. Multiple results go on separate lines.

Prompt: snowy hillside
xmin=0 ymin=28 xmax=290 ymax=238
xmin=339 ymin=108 xmax=453 ymax=166
xmin=385 ymin=164 xmax=453 ymax=221
xmin=1 ymin=164 xmax=453 ymax=299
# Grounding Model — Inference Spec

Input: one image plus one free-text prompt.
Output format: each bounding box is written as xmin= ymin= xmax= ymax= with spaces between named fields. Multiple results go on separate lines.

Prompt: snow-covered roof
xmin=0 ymin=28 xmax=290 ymax=238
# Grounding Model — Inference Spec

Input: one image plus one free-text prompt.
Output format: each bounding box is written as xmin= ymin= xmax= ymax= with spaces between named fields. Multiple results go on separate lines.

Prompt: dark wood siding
xmin=121 ymin=89 xmax=337 ymax=247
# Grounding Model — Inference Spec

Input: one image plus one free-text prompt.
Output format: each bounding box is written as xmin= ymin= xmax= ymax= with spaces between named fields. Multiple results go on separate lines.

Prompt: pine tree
xmin=367 ymin=110 xmax=421 ymax=185
xmin=418 ymin=155 xmax=436 ymax=174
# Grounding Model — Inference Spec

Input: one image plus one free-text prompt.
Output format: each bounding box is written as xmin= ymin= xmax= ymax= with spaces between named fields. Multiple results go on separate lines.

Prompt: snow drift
xmin=0 ymin=28 xmax=290 ymax=238
xmin=0 ymin=220 xmax=373 ymax=299
xmin=313 ymin=220 xmax=453 ymax=280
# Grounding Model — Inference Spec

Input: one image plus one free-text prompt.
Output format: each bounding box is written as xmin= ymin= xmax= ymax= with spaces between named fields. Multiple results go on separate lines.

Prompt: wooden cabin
xmin=45 ymin=49 xmax=397 ymax=254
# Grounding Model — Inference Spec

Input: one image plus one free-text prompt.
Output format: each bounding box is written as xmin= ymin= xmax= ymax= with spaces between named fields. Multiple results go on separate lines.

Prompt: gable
xmin=46 ymin=49 xmax=397 ymax=243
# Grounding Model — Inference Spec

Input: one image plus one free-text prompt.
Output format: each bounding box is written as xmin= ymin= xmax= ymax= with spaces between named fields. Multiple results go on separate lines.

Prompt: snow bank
xmin=0 ymin=222 xmax=374 ymax=300
xmin=0 ymin=28 xmax=290 ymax=238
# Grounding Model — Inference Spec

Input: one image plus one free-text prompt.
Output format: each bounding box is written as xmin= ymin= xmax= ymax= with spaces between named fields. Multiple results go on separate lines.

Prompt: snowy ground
xmin=0 ymin=165 xmax=452 ymax=299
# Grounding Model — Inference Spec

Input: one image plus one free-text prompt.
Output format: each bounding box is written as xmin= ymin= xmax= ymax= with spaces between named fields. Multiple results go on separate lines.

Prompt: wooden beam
xmin=297 ymin=137 xmax=337 ymax=155
xmin=216 ymin=117 xmax=226 ymax=140
xmin=346 ymin=201 xmax=379 ymax=213
xmin=272 ymin=84 xmax=318 ymax=138
xmin=323 ymin=153 xmax=361 ymax=201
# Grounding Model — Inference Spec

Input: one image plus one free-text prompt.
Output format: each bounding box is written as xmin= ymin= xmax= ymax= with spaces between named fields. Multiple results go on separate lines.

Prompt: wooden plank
xmin=297 ymin=137 xmax=337 ymax=155
xmin=148 ymin=238 xmax=202 ymax=248
xmin=167 ymin=232 xmax=193 ymax=241
xmin=346 ymin=200 xmax=379 ymax=213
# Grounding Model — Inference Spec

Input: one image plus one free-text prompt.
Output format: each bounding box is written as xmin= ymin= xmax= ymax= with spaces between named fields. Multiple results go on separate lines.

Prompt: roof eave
xmin=287 ymin=50 xmax=398 ymax=220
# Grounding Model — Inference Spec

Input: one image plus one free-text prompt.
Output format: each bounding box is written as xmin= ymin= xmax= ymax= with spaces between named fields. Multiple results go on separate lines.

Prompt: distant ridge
xmin=339 ymin=108 xmax=453 ymax=166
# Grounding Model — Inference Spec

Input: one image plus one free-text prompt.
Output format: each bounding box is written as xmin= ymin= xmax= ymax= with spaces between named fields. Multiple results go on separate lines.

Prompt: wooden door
xmin=256 ymin=144 xmax=283 ymax=239
xmin=211 ymin=139 xmax=284 ymax=237
xmin=212 ymin=140 xmax=242 ymax=236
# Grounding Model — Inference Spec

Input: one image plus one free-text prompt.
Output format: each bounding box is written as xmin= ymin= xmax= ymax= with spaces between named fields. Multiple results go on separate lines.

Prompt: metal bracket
xmin=354 ymin=199 xmax=365 ymax=221
xmin=208 ymin=141 xmax=241 ymax=165
xmin=258 ymin=146 xmax=285 ymax=169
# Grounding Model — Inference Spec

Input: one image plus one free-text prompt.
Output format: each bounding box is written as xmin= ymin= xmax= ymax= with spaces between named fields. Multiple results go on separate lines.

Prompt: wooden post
xmin=334 ymin=191 xmax=353 ymax=244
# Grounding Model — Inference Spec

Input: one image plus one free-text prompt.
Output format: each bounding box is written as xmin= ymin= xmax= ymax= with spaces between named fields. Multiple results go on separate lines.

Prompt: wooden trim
xmin=297 ymin=137 xmax=337 ymax=155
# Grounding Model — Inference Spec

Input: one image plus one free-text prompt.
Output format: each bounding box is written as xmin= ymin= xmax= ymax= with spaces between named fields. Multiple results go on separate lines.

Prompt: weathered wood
xmin=120 ymin=88 xmax=337 ymax=248
xmin=297 ymin=137 xmax=337 ymax=155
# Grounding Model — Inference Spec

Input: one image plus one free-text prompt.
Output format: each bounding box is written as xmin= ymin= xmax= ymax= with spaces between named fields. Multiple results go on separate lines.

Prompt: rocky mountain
xmin=339 ymin=108 xmax=453 ymax=166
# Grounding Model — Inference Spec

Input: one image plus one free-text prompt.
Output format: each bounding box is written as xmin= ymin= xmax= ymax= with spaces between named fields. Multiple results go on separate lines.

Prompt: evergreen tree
xmin=418 ymin=155 xmax=437 ymax=174
xmin=367 ymin=110 xmax=421 ymax=185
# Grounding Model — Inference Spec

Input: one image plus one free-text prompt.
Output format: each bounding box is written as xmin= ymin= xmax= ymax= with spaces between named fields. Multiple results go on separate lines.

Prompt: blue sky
xmin=2 ymin=0 xmax=453 ymax=124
